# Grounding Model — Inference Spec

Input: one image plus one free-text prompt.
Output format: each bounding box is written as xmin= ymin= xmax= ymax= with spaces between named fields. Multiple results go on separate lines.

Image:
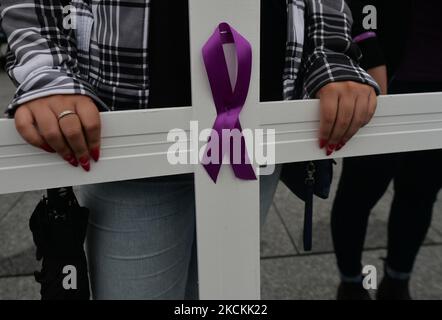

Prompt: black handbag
xmin=29 ymin=187 xmax=90 ymax=300
xmin=280 ymin=160 xmax=335 ymax=251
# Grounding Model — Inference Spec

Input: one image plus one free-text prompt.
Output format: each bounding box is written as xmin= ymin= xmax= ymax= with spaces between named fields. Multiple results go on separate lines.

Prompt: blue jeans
xmin=79 ymin=165 xmax=282 ymax=300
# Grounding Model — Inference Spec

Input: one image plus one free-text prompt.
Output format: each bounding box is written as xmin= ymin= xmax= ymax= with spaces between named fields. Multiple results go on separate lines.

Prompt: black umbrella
xmin=29 ymin=187 xmax=90 ymax=300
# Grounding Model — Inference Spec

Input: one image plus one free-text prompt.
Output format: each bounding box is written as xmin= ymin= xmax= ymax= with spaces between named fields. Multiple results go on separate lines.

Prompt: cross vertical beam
xmin=189 ymin=0 xmax=262 ymax=299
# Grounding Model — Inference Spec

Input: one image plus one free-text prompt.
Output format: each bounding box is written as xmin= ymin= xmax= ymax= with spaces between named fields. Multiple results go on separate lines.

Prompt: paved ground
xmin=1 ymin=71 xmax=441 ymax=300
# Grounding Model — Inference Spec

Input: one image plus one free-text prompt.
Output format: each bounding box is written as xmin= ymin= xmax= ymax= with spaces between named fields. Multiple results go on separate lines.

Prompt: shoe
xmin=337 ymin=281 xmax=372 ymax=300
xmin=376 ymin=273 xmax=412 ymax=300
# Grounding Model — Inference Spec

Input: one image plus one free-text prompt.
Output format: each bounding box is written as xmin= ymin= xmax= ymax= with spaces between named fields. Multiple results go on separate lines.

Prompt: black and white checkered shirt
xmin=1 ymin=0 xmax=379 ymax=117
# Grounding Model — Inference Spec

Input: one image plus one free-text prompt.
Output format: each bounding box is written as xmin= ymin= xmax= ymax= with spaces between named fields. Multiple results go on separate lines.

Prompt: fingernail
xmin=90 ymin=147 xmax=100 ymax=162
xmin=326 ymin=144 xmax=336 ymax=156
xmin=41 ymin=143 xmax=56 ymax=153
xmin=63 ymin=154 xmax=79 ymax=167
xmin=79 ymin=156 xmax=90 ymax=172
xmin=319 ymin=139 xmax=327 ymax=149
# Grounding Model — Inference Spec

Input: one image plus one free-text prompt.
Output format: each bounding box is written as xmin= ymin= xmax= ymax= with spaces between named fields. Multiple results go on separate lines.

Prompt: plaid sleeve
xmin=0 ymin=0 xmax=106 ymax=118
xmin=301 ymin=0 xmax=380 ymax=98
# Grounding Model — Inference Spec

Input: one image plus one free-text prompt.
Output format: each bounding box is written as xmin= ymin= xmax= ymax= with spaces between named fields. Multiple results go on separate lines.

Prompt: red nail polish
xmin=82 ymin=162 xmax=90 ymax=172
xmin=79 ymin=156 xmax=90 ymax=172
xmin=41 ymin=143 xmax=56 ymax=153
xmin=90 ymin=147 xmax=100 ymax=162
xmin=319 ymin=139 xmax=327 ymax=149
xmin=326 ymin=144 xmax=336 ymax=156
xmin=64 ymin=154 xmax=78 ymax=167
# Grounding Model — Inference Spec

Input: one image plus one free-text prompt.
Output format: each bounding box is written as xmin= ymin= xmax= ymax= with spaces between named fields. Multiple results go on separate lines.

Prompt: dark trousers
xmin=331 ymin=81 xmax=442 ymax=276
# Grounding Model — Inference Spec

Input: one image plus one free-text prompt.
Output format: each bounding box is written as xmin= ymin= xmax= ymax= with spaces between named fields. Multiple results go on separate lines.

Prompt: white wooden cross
xmin=1 ymin=0 xmax=442 ymax=299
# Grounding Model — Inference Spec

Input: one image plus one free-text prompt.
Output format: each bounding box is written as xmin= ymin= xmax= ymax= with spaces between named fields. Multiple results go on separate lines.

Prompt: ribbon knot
xmin=201 ymin=22 xmax=257 ymax=183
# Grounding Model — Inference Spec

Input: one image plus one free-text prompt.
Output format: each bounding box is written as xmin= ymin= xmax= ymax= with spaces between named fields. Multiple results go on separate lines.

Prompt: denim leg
xmin=80 ymin=165 xmax=282 ymax=300
xmin=79 ymin=178 xmax=196 ymax=300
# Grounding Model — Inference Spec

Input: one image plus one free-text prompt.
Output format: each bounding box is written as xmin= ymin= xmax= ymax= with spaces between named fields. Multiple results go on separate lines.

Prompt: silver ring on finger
xmin=57 ymin=110 xmax=77 ymax=121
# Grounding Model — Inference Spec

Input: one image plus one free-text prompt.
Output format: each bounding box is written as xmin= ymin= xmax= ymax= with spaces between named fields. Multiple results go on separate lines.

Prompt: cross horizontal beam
xmin=262 ymin=92 xmax=442 ymax=163
xmin=2 ymin=0 xmax=441 ymax=198
xmin=1 ymin=93 xmax=442 ymax=195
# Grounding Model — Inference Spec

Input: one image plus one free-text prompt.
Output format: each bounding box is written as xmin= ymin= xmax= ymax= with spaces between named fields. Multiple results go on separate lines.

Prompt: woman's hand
xmin=316 ymin=81 xmax=377 ymax=156
xmin=15 ymin=95 xmax=101 ymax=172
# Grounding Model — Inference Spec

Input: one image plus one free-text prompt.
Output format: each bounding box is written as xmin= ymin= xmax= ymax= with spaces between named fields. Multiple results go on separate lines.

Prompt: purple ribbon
xmin=201 ymin=22 xmax=257 ymax=183
xmin=353 ymin=31 xmax=377 ymax=43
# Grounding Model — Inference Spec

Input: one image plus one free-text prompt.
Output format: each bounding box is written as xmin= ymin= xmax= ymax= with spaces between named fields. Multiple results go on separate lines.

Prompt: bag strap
xmin=303 ymin=162 xmax=315 ymax=251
